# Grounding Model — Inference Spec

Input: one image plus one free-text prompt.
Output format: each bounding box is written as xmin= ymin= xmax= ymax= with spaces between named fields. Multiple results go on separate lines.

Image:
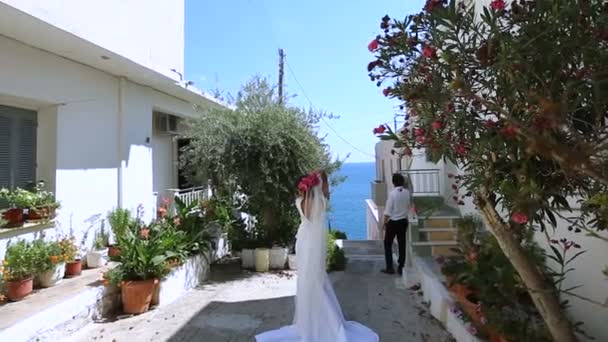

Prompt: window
xmin=0 ymin=105 xmax=37 ymax=193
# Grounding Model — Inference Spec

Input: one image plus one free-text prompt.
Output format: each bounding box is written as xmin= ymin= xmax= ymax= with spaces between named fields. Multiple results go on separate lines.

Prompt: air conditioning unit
xmin=155 ymin=112 xmax=180 ymax=135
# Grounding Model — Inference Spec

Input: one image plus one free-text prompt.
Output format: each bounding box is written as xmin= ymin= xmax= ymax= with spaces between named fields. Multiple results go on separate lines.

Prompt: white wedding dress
xmin=255 ymin=179 xmax=379 ymax=342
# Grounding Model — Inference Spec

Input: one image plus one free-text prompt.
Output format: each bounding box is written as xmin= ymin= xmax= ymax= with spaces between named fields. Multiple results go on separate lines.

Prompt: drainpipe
xmin=117 ymin=77 xmax=126 ymax=208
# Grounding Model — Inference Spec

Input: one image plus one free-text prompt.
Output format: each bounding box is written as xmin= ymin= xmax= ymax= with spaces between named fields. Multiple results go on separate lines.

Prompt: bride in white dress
xmin=256 ymin=171 xmax=379 ymax=342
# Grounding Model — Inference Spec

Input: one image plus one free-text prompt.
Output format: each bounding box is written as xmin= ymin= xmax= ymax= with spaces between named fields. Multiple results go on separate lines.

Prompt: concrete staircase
xmin=411 ymin=211 xmax=459 ymax=258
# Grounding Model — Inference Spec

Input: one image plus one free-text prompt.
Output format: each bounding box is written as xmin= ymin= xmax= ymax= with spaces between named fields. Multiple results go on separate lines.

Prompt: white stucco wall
xmin=535 ymin=218 xmax=608 ymax=342
xmin=0 ymin=31 xmax=194 ymax=256
xmin=1 ymin=0 xmax=185 ymax=79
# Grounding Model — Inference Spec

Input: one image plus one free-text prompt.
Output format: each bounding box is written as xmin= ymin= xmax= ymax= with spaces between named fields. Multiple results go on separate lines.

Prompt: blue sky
xmin=185 ymin=0 xmax=425 ymax=163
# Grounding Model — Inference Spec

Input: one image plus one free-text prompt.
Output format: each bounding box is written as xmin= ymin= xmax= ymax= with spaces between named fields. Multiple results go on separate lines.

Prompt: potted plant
xmin=60 ymin=236 xmax=82 ymax=278
xmin=111 ymin=226 xmax=170 ymax=314
xmin=34 ymin=240 xmax=65 ymax=288
xmin=269 ymin=246 xmax=288 ymax=270
xmin=0 ymin=188 xmax=33 ymax=227
xmin=87 ymin=227 xmax=109 ymax=268
xmin=28 ymin=181 xmax=60 ymax=220
xmin=2 ymin=240 xmax=36 ymax=301
xmin=107 ymin=208 xmax=132 ymax=258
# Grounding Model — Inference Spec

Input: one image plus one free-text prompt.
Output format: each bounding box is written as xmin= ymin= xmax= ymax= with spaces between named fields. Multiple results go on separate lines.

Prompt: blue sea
xmin=329 ymin=162 xmax=375 ymax=240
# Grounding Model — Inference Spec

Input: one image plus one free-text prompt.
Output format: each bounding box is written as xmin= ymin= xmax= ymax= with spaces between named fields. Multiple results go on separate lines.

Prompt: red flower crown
xmin=298 ymin=172 xmax=320 ymax=193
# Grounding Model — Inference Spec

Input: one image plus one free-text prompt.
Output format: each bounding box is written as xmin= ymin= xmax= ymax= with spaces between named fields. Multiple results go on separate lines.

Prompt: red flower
xmin=424 ymin=0 xmax=443 ymax=12
xmin=454 ymin=144 xmax=467 ymax=156
xmin=382 ymin=87 xmax=392 ymax=97
xmin=373 ymin=125 xmax=386 ymax=135
xmin=447 ymin=173 xmax=454 ymax=178
xmin=483 ymin=120 xmax=497 ymax=129
xmin=367 ymin=60 xmax=382 ymax=72
xmin=422 ymin=45 xmax=437 ymax=59
xmin=511 ymin=212 xmax=528 ymax=225
xmin=452 ymin=184 xmax=458 ymax=190
xmin=298 ymin=173 xmax=320 ymax=193
xmin=368 ymin=39 xmax=379 ymax=52
xmin=490 ymin=0 xmax=506 ymax=11
xmin=447 ymin=102 xmax=455 ymax=113
xmin=414 ymin=128 xmax=425 ymax=137
xmin=500 ymin=126 xmax=518 ymax=139
xmin=416 ymin=135 xmax=427 ymax=144
xmin=403 ymin=147 xmax=413 ymax=156
xmin=431 ymin=120 xmax=443 ymax=130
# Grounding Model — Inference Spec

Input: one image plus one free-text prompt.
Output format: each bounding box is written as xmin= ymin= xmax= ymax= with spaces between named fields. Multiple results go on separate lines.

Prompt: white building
xmin=0 ymin=0 xmax=224 ymax=254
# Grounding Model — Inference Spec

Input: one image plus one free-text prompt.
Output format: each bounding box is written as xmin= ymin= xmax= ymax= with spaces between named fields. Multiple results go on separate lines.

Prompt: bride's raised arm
xmin=319 ymin=170 xmax=330 ymax=199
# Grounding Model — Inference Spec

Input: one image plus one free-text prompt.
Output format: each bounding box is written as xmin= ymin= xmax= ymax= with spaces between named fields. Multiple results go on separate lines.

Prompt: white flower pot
xmin=38 ymin=263 xmax=66 ymax=288
xmin=86 ymin=250 xmax=107 ymax=268
xmin=254 ymin=248 xmax=270 ymax=272
xmin=269 ymin=247 xmax=288 ymax=269
xmin=241 ymin=249 xmax=255 ymax=269
xmin=288 ymin=254 xmax=297 ymax=270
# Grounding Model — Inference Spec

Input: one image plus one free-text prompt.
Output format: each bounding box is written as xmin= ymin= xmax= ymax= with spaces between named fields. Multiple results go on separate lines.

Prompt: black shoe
xmin=381 ymin=268 xmax=395 ymax=274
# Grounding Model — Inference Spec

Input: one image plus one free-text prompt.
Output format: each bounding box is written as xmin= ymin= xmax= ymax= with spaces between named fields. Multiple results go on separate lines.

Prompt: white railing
xmin=366 ymin=199 xmax=383 ymax=240
xmin=402 ymin=169 xmax=441 ymax=196
xmin=177 ymin=186 xmax=210 ymax=207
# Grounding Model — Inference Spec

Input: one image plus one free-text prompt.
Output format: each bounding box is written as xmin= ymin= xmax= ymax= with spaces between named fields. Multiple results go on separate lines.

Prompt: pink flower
xmin=431 ymin=120 xmax=443 ymax=130
xmin=447 ymin=173 xmax=455 ymax=178
xmin=414 ymin=128 xmax=425 ymax=137
xmin=139 ymin=228 xmax=150 ymax=239
xmin=511 ymin=212 xmax=528 ymax=225
xmin=368 ymin=39 xmax=379 ymax=52
xmin=382 ymin=87 xmax=392 ymax=97
xmin=422 ymin=45 xmax=437 ymax=59
xmin=454 ymin=144 xmax=467 ymax=156
xmin=490 ymin=0 xmax=506 ymax=11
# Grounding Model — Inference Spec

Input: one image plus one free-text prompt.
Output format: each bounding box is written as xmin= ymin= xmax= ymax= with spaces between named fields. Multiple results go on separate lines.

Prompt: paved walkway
xmin=62 ymin=244 xmax=453 ymax=342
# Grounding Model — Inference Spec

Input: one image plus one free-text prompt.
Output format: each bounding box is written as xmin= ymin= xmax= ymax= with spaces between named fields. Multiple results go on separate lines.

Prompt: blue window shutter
xmin=0 ymin=116 xmax=10 ymax=190
xmin=15 ymin=117 xmax=37 ymax=189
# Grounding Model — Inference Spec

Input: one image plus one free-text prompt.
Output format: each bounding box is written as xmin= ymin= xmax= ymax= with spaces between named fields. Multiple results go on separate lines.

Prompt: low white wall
xmin=153 ymin=254 xmax=210 ymax=308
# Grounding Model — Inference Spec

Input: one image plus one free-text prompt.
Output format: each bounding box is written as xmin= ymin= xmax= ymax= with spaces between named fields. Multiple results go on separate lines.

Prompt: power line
xmin=285 ymin=61 xmax=376 ymax=158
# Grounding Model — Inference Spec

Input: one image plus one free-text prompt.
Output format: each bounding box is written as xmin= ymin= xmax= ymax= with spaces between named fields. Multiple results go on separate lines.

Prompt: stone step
xmin=0 ymin=265 xmax=119 ymax=342
xmin=341 ymin=240 xmax=384 ymax=256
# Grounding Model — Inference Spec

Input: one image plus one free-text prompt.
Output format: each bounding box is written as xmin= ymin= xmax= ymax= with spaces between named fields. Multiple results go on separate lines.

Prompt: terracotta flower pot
xmin=121 ymin=278 xmax=159 ymax=314
xmin=108 ymin=245 xmax=121 ymax=258
xmin=65 ymin=259 xmax=82 ymax=278
xmin=449 ymin=283 xmax=473 ymax=301
xmin=28 ymin=207 xmax=50 ymax=220
xmin=5 ymin=277 xmax=34 ymax=301
xmin=2 ymin=208 xmax=24 ymax=228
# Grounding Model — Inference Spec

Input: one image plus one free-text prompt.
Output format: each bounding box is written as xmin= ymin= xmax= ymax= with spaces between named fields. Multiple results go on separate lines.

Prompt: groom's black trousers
xmin=384 ymin=218 xmax=408 ymax=270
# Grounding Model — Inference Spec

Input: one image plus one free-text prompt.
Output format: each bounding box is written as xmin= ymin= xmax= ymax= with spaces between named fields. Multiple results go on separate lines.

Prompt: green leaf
xmin=550 ymin=245 xmax=564 ymax=265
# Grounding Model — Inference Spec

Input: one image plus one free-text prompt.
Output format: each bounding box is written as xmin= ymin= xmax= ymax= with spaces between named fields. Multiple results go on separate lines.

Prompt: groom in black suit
xmin=381 ymin=173 xmax=411 ymax=275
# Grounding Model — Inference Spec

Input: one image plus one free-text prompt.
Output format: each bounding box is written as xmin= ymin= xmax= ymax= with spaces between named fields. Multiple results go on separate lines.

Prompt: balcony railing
xmin=177 ymin=186 xmax=210 ymax=207
xmin=401 ymin=169 xmax=441 ymax=196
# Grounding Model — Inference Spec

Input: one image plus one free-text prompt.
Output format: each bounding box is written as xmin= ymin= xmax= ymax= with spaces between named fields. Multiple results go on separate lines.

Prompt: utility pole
xmin=278 ymin=48 xmax=285 ymax=105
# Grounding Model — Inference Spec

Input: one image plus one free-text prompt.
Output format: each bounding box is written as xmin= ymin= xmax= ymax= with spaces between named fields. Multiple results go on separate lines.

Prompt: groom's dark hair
xmin=392 ymin=173 xmax=405 ymax=187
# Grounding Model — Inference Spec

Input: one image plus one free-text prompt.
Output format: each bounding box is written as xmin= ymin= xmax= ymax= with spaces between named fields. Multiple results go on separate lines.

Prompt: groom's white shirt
xmin=384 ymin=186 xmax=411 ymax=221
